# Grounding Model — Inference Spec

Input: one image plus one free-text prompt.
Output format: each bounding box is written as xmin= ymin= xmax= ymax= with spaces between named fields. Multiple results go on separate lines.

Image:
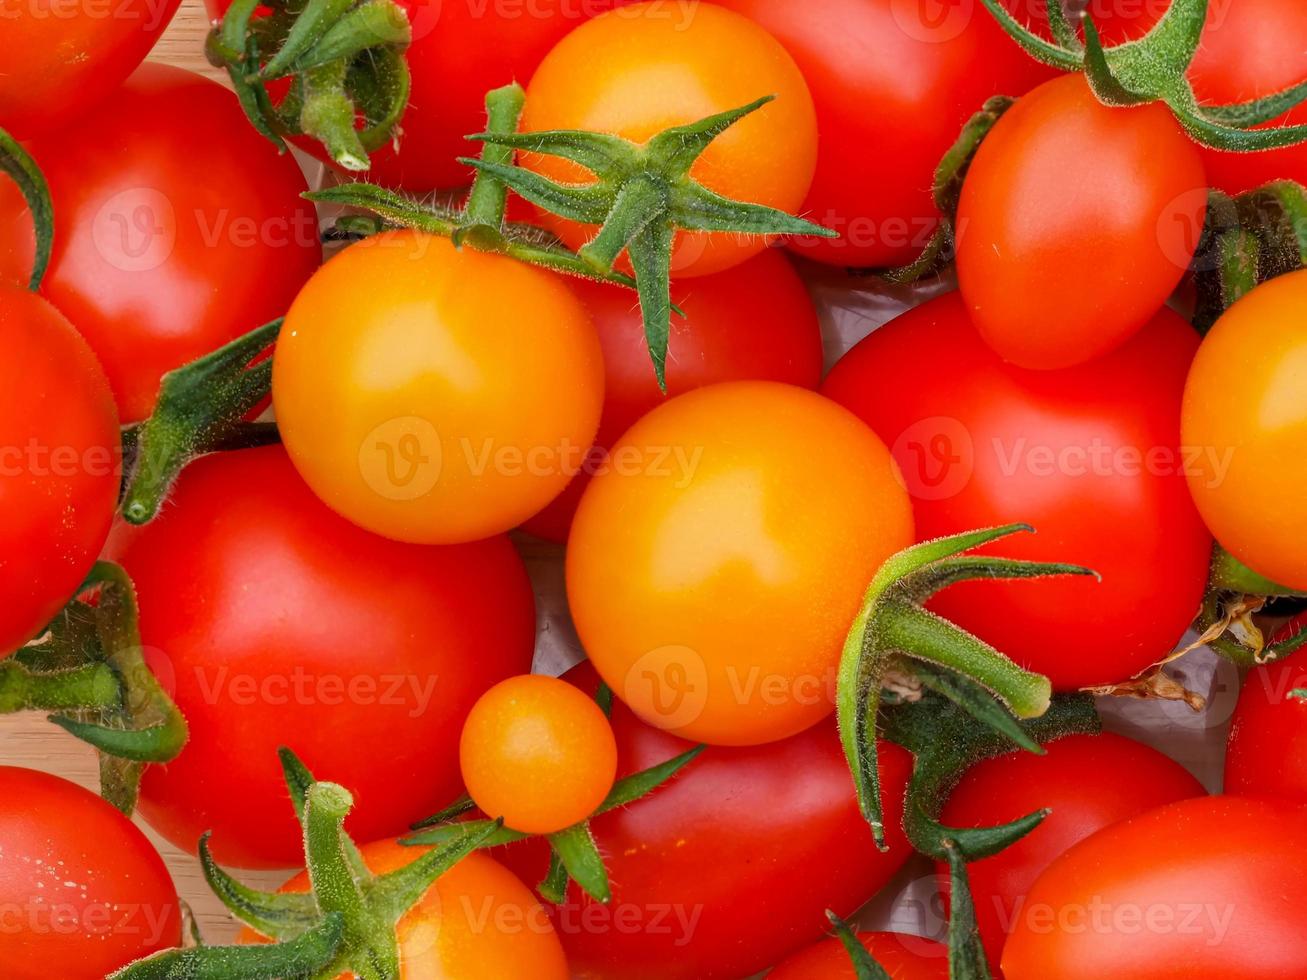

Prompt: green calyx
xmin=208 ymin=0 xmax=412 ymax=171
xmin=115 ymin=750 xmax=501 ymax=980
xmin=405 ymin=744 xmax=705 ymax=905
xmin=458 ymin=96 xmax=837 ymax=388
xmin=826 ymin=911 xmax=893 ymax=980
xmin=1196 ymin=546 xmax=1307 ymax=667
xmin=0 ymin=126 xmax=53 ymax=291
xmin=11 ymin=563 xmax=188 ymax=813
xmin=837 ymin=524 xmax=1097 ymax=850
xmin=980 ymin=0 xmax=1307 ymax=152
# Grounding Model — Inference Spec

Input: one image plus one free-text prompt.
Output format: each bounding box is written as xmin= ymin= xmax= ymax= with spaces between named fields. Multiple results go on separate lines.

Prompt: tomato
xmin=0 ymin=63 xmax=320 ymax=423
xmin=1225 ymin=614 xmax=1307 ymax=803
xmin=939 ymin=733 xmax=1205 ymax=970
xmin=711 ymin=0 xmax=1056 ymax=268
xmin=0 ymin=0 xmax=180 ymax=139
xmin=521 ymin=1 xmax=818 ymax=278
xmin=115 ymin=445 xmax=536 ymax=869
xmin=1001 ymin=796 xmax=1307 ymax=979
xmin=956 ymin=73 xmax=1207 ymax=370
xmin=500 ymin=663 xmax=916 ymax=980
xmin=1182 ymin=269 xmax=1307 ymax=591
xmin=0 ymin=287 xmax=120 ymax=656
xmin=242 ymin=845 xmax=569 ymax=978
xmin=460 ymin=675 xmax=618 ymax=835
xmin=0 ymin=767 xmax=181 ymax=979
xmin=823 ymin=293 xmax=1212 ymax=691
xmin=522 ymin=249 xmax=823 ymax=543
xmin=273 ymin=229 xmax=604 ymax=546
xmin=768 ymin=931 xmax=948 ymax=980
xmin=567 ymin=381 xmax=914 ymax=746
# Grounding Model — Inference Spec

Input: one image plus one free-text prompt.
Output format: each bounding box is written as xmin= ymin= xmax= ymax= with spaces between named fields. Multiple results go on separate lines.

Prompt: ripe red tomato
xmin=0 ymin=287 xmax=120 ymax=657
xmin=1225 ymin=617 xmax=1307 ymax=803
xmin=1001 ymin=796 xmax=1307 ymax=979
xmin=956 ymin=73 xmax=1207 ymax=370
xmin=0 ymin=767 xmax=181 ymax=979
xmin=712 ymin=0 xmax=1056 ymax=268
xmin=0 ymin=63 xmax=321 ymax=423
xmin=115 ymin=446 xmax=537 ymax=869
xmin=522 ymin=249 xmax=823 ymax=543
xmin=768 ymin=931 xmax=948 ymax=980
xmin=940 ymin=733 xmax=1205 ymax=969
xmin=823 ymin=293 xmax=1212 ymax=691
xmin=0 ymin=0 xmax=181 ymax=139
xmin=499 ymin=664 xmax=915 ymax=980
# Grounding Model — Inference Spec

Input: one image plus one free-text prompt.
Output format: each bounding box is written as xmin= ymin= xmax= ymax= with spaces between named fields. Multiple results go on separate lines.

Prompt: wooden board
xmin=155 ymin=1 xmax=228 ymax=81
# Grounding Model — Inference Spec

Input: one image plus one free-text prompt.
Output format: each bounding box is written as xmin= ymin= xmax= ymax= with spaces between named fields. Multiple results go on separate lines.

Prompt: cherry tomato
xmin=1001 ymin=796 xmax=1307 ymax=979
xmin=0 ymin=287 xmax=120 ymax=656
xmin=823 ymin=293 xmax=1212 ymax=691
xmin=522 ymin=249 xmax=823 ymax=543
xmin=273 ymin=229 xmax=604 ymax=545
xmin=500 ymin=663 xmax=916 ymax=980
xmin=1225 ymin=615 xmax=1307 ymax=803
xmin=940 ymin=733 xmax=1205 ymax=969
xmin=568 ymin=381 xmax=914 ymax=746
xmin=0 ymin=767 xmax=181 ymax=979
xmin=768 ymin=930 xmax=948 ymax=980
xmin=460 ymin=675 xmax=618 ymax=835
xmin=1182 ymin=268 xmax=1307 ymax=591
xmin=115 ymin=446 xmax=537 ymax=869
xmin=0 ymin=63 xmax=320 ymax=423
xmin=956 ymin=73 xmax=1207 ymax=370
xmin=712 ymin=0 xmax=1055 ymax=268
xmin=0 ymin=0 xmax=181 ymax=139
xmin=521 ymin=1 xmax=819 ymax=278
xmin=242 ymin=845 xmax=569 ymax=978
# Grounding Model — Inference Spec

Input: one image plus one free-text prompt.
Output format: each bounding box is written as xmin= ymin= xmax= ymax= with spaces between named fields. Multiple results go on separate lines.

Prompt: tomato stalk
xmin=1193 ymin=546 xmax=1307 ymax=667
xmin=0 ymin=126 xmax=53 ymax=290
xmin=826 ymin=911 xmax=892 ymax=980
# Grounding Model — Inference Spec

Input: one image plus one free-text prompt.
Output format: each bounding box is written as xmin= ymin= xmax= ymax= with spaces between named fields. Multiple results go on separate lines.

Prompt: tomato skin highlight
xmin=0 ymin=63 xmax=321 ymax=424
xmin=823 ymin=293 xmax=1212 ymax=691
xmin=1225 ymin=634 xmax=1307 ymax=804
xmin=1182 ymin=269 xmax=1307 ymax=591
xmin=939 ymin=733 xmax=1205 ymax=970
xmin=116 ymin=446 xmax=537 ymax=869
xmin=500 ymin=664 xmax=916 ymax=980
xmin=521 ymin=1 xmax=819 ymax=278
xmin=568 ymin=381 xmax=914 ymax=746
xmin=1001 ymin=796 xmax=1307 ymax=980
xmin=0 ymin=287 xmax=120 ymax=657
xmin=768 ymin=931 xmax=948 ymax=980
xmin=957 ymin=73 xmax=1207 ymax=370
xmin=0 ymin=767 xmax=182 ymax=979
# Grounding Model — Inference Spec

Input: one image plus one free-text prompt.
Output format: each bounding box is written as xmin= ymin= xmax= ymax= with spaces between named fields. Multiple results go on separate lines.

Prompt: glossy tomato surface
xmin=0 ymin=767 xmax=181 ymax=980
xmin=1225 ymin=620 xmax=1307 ymax=803
xmin=116 ymin=446 xmax=537 ymax=868
xmin=0 ymin=63 xmax=320 ymax=423
xmin=768 ymin=930 xmax=948 ymax=980
xmin=0 ymin=287 xmax=120 ymax=656
xmin=500 ymin=664 xmax=916 ymax=980
xmin=568 ymin=381 xmax=914 ymax=745
xmin=823 ymin=293 xmax=1212 ymax=691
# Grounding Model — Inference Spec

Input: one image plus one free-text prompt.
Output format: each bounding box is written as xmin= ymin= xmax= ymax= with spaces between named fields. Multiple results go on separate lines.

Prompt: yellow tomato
xmin=273 ymin=230 xmax=604 ymax=545
xmin=567 ymin=381 xmax=914 ymax=746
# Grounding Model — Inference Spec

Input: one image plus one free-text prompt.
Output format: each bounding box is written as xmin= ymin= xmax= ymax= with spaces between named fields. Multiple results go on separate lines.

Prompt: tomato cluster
xmin=3 ymin=0 xmax=1307 ymax=977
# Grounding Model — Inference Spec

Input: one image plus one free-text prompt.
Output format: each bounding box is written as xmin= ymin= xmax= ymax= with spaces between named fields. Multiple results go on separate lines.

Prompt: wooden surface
xmin=155 ymin=0 xmax=228 ymax=81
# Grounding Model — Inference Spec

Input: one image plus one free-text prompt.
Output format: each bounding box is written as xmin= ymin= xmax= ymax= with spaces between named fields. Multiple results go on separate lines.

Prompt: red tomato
xmin=823 ymin=293 xmax=1212 ymax=691
xmin=1001 ymin=796 xmax=1307 ymax=979
xmin=0 ymin=287 xmax=120 ymax=656
xmin=956 ymin=73 xmax=1207 ymax=369
xmin=1225 ymin=616 xmax=1307 ymax=803
xmin=940 ymin=733 xmax=1205 ymax=970
xmin=499 ymin=664 xmax=915 ymax=980
xmin=522 ymin=249 xmax=823 ymax=542
xmin=0 ymin=767 xmax=181 ymax=979
xmin=115 ymin=446 xmax=536 ymax=869
xmin=769 ymin=931 xmax=948 ymax=979
xmin=0 ymin=0 xmax=181 ymax=139
xmin=712 ymin=0 xmax=1056 ymax=267
xmin=0 ymin=63 xmax=321 ymax=423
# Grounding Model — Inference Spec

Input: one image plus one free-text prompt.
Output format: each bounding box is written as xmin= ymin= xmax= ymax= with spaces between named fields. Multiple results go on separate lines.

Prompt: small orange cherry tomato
xmin=521 ymin=0 xmax=819 ymax=278
xmin=1181 ymin=268 xmax=1307 ymax=590
xmin=460 ymin=675 xmax=619 ymax=835
xmin=567 ymin=381 xmax=915 ymax=746
xmin=273 ymin=230 xmax=604 ymax=545
xmin=769 ymin=930 xmax=948 ymax=980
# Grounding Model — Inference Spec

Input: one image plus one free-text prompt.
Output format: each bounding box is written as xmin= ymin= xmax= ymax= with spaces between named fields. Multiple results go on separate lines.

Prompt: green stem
xmin=0 ymin=660 xmax=121 ymax=713
xmin=1210 ymin=545 xmax=1303 ymax=597
xmin=460 ymin=84 xmax=527 ymax=245
xmin=0 ymin=127 xmax=54 ymax=290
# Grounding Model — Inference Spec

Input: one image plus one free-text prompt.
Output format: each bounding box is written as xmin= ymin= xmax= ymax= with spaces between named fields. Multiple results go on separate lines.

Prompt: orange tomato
xmin=567 ymin=381 xmax=914 ymax=746
xmin=521 ymin=0 xmax=819 ymax=278
xmin=768 ymin=930 xmax=948 ymax=980
xmin=273 ymin=230 xmax=604 ymax=545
